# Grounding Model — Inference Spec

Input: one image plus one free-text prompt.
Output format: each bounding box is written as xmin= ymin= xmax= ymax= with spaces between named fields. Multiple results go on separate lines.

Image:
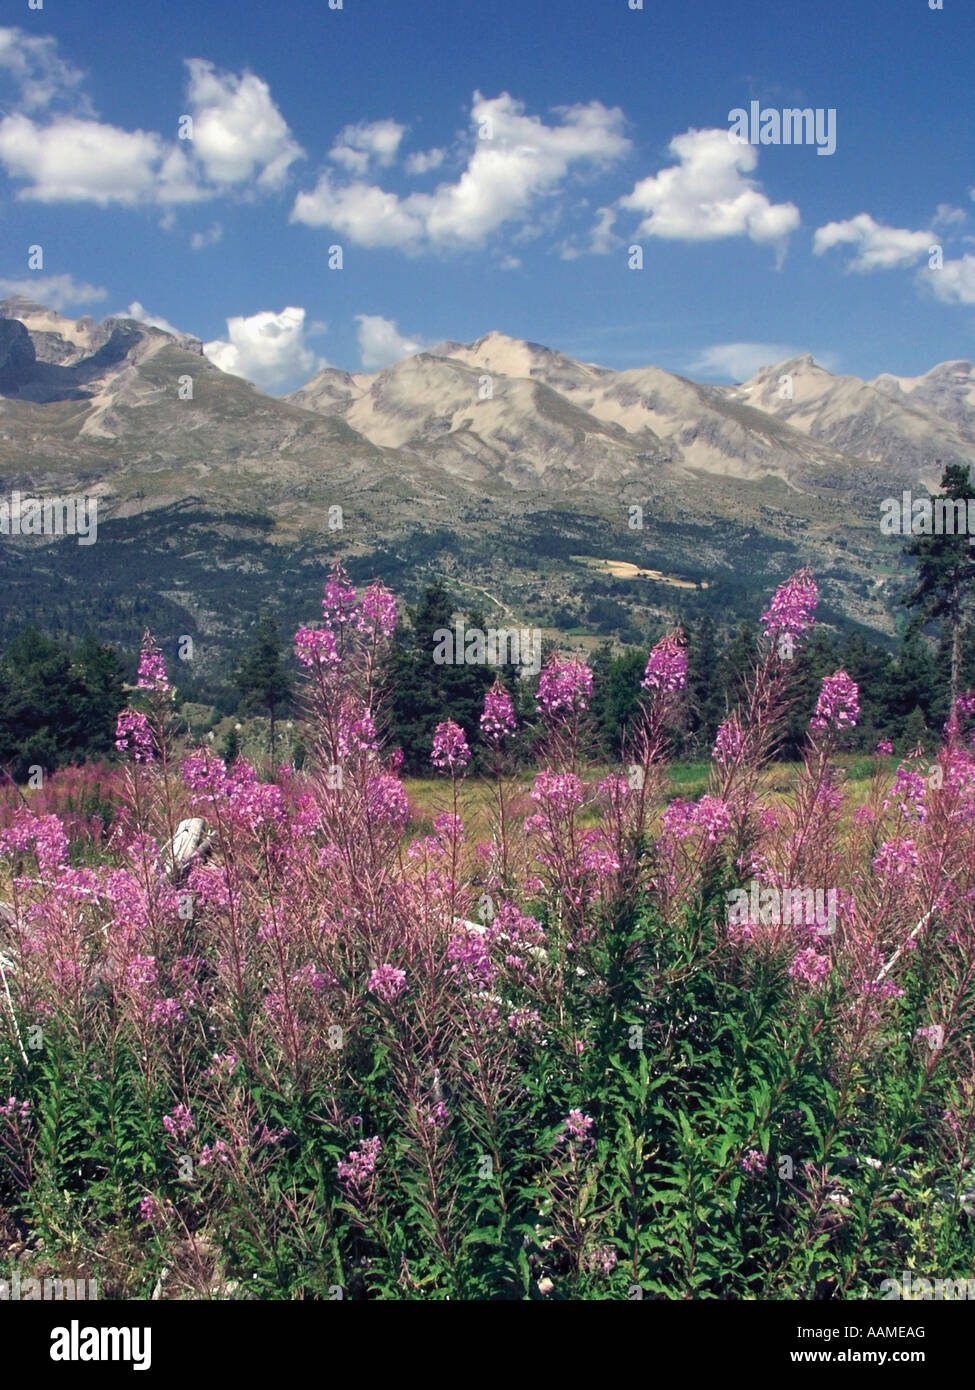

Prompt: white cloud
xmin=0 ymin=25 xmax=87 ymax=113
xmin=922 ymin=254 xmax=975 ymax=305
xmin=123 ymin=302 xmax=184 ymax=336
xmin=616 ymin=128 xmax=799 ymax=250
xmin=933 ymin=203 xmax=966 ymax=228
xmin=184 ymin=58 xmax=302 ymax=189
xmin=203 ymin=306 xmax=323 ymax=390
xmin=355 ymin=314 xmax=425 ymax=369
xmin=190 ymin=220 xmax=223 ymax=249
xmin=499 ymin=255 xmax=522 ymax=270
xmin=813 ymin=213 xmax=932 ymax=271
xmin=689 ymin=342 xmax=805 ymax=380
xmin=292 ymin=91 xmax=630 ymax=250
xmin=293 ymin=176 xmax=427 ymax=247
xmin=0 ymin=112 xmax=202 ymax=205
xmin=589 ymin=205 xmax=618 ymax=254
xmin=0 ymin=273 xmax=107 ymax=310
xmin=330 ymin=119 xmax=405 ymax=175
xmin=405 ymin=147 xmax=445 ymax=175
xmin=0 ymin=47 xmax=299 ymax=205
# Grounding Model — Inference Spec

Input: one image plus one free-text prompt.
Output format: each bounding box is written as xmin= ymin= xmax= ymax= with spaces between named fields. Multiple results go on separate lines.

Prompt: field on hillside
xmin=1 ymin=567 xmax=974 ymax=1301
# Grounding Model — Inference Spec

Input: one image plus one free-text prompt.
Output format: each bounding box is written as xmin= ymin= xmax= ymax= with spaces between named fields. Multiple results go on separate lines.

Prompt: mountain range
xmin=1 ymin=294 xmax=969 ymax=689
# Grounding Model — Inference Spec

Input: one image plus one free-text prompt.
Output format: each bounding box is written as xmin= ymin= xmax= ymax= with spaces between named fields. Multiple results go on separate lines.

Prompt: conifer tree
xmin=234 ymin=614 xmax=292 ymax=761
xmin=903 ymin=463 xmax=975 ymax=709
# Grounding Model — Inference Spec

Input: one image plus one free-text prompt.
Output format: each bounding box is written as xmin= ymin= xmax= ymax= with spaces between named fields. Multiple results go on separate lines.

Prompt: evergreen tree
xmin=589 ymin=642 xmax=650 ymax=758
xmin=718 ymin=621 xmax=760 ymax=716
xmin=903 ymin=463 xmax=975 ymax=709
xmin=234 ymin=614 xmax=292 ymax=761
xmin=71 ymin=636 xmax=127 ymax=758
xmin=838 ymin=630 xmax=894 ymax=749
xmin=0 ymin=628 xmax=127 ymax=781
xmin=885 ymin=620 xmax=938 ymax=735
xmin=220 ymin=724 xmax=242 ymax=765
xmin=685 ymin=614 xmax=723 ymax=755
xmin=385 ymin=582 xmax=495 ymax=773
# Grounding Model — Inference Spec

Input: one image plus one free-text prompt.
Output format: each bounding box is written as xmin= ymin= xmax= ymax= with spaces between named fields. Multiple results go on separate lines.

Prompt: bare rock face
xmin=0 ymin=318 xmax=37 ymax=392
xmin=0 ymin=301 xmax=204 ymax=404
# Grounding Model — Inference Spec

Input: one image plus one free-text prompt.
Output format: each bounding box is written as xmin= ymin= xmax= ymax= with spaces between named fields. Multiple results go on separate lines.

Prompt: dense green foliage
xmin=0 ymin=629 xmax=126 ymax=783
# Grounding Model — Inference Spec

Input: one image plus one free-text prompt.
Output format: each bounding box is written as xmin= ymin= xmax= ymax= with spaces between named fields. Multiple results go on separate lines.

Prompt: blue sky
xmin=1 ymin=0 xmax=973 ymax=391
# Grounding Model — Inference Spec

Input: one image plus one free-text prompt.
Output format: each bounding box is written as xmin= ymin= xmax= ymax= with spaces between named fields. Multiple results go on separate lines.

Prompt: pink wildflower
xmin=536 ymin=655 xmax=593 ymax=717
xmin=760 ymin=569 xmax=818 ymax=641
xmin=641 ymin=630 xmax=687 ymax=694
xmin=431 ymin=720 xmax=470 ymax=772
xmin=810 ymin=670 xmax=859 ymax=734
xmin=368 ymin=964 xmax=407 ymax=1003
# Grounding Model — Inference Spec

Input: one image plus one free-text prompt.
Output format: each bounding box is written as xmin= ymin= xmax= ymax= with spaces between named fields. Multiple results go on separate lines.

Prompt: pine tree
xmin=903 ymin=463 xmax=975 ymax=710
xmin=234 ymin=614 xmax=292 ymax=762
xmin=386 ymin=583 xmax=496 ymax=772
xmin=685 ymin=614 xmax=722 ymax=754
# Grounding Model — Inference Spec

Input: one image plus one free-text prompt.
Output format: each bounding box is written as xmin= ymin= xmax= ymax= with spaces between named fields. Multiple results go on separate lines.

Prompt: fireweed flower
xmin=199 ymin=1140 xmax=231 ymax=1168
xmin=789 ymin=949 xmax=831 ymax=987
xmin=337 ymin=708 xmax=379 ymax=756
xmin=136 ymin=633 xmax=172 ymax=695
xmin=530 ymin=770 xmax=583 ymax=815
xmin=713 ymin=713 xmax=746 ymax=768
xmin=809 ymin=670 xmax=859 ymax=734
xmin=662 ymin=795 xmax=729 ymax=845
xmin=181 ymin=750 xmax=231 ymax=794
xmin=561 ymin=1109 xmax=595 ymax=1148
xmin=480 ymin=680 xmax=517 ymax=740
xmin=946 ymin=691 xmax=975 ymax=739
xmin=368 ymin=963 xmax=407 ymax=1003
xmin=760 ymin=569 xmax=818 ymax=642
xmin=162 ymin=1104 xmax=195 ymax=1139
xmin=0 ymin=812 xmax=69 ymax=871
xmin=337 ymin=1134 xmax=381 ymax=1189
xmin=584 ymin=1246 xmax=618 ymax=1277
xmin=431 ymin=720 xmax=470 ymax=772
xmin=875 ymin=739 xmax=894 ymax=756
xmin=641 ymin=630 xmax=687 ymax=693
xmin=741 ymin=1149 xmax=767 ymax=1176
xmin=943 ymin=1109 xmax=963 ymax=1138
xmin=883 ymin=767 xmax=928 ymax=824
xmin=138 ymin=1195 xmax=161 ymax=1224
xmin=447 ymin=926 xmax=496 ymax=987
xmin=115 ymin=710 xmax=155 ymax=763
xmin=321 ymin=567 xmax=359 ymax=629
xmin=426 ymin=1101 xmax=449 ymax=1129
xmin=694 ymin=796 xmax=731 ymax=844
xmin=150 ymin=998 xmax=185 ymax=1026
xmin=360 ymin=581 xmax=397 ymax=638
xmin=536 ymin=655 xmax=593 ymax=717
xmin=364 ymin=773 xmax=409 ymax=832
xmin=507 ymin=1007 xmax=542 ymax=1037
xmin=872 ymin=838 xmax=920 ymax=879
xmin=493 ymin=901 xmax=546 ymax=948
xmin=294 ymin=625 xmax=340 ymax=669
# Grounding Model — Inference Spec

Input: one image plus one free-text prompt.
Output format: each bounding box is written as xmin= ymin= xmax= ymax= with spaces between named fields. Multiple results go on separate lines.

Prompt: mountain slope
xmin=1 ymin=305 xmax=970 ymax=688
